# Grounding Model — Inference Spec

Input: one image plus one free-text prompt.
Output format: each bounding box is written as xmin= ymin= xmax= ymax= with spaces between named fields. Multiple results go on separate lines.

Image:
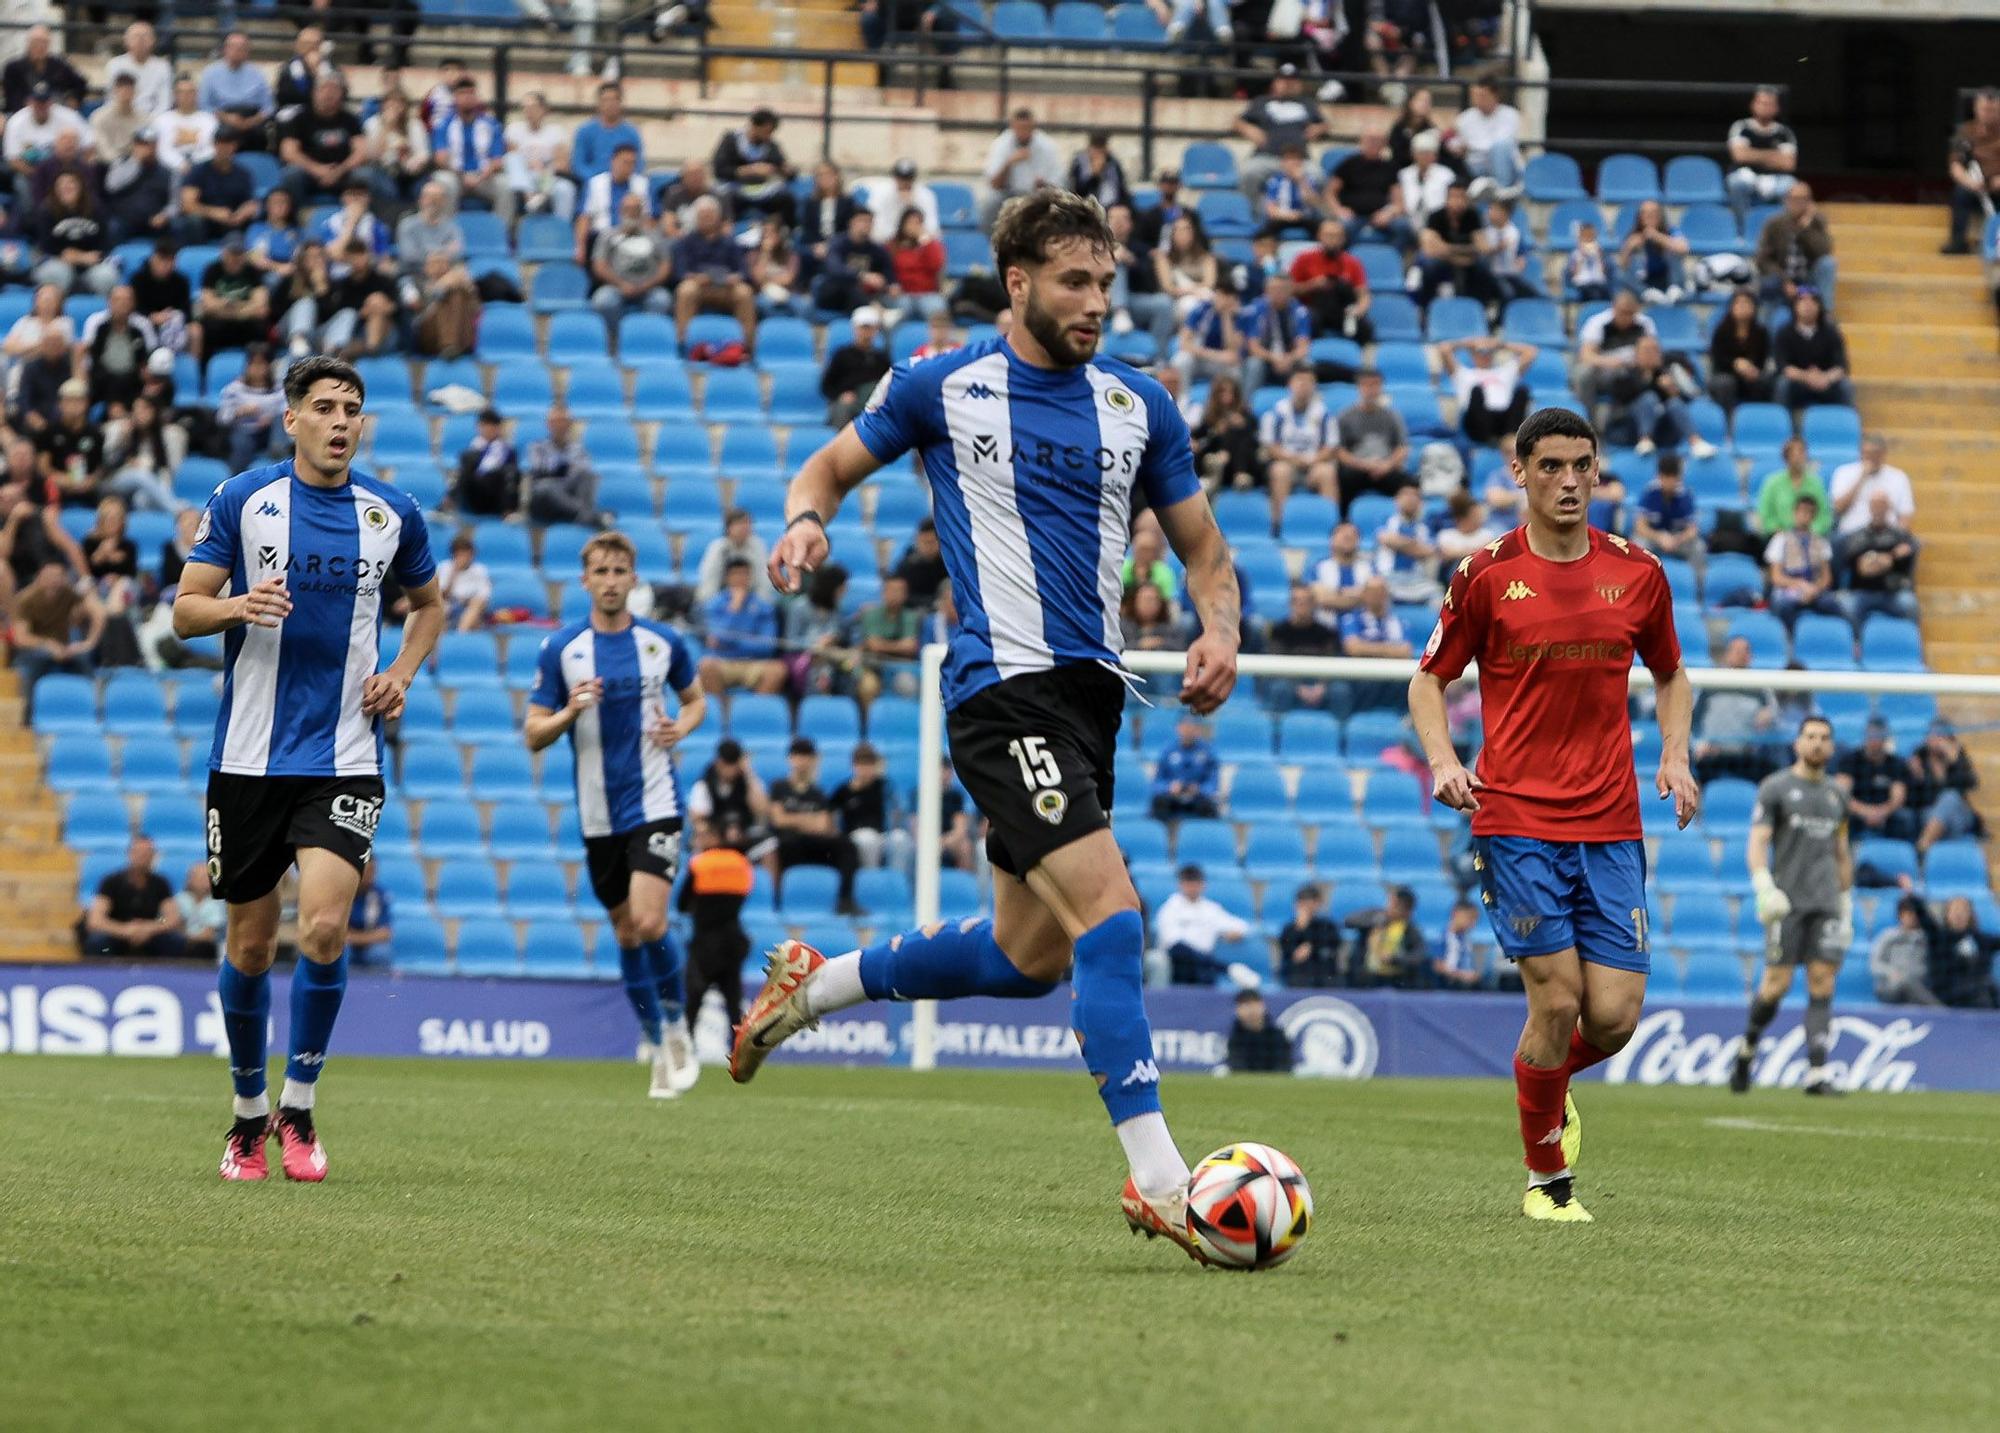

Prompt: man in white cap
xmin=820 ymin=306 xmax=890 ymax=427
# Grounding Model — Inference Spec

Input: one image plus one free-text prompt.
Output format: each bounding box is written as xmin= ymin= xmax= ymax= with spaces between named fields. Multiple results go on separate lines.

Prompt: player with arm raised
xmin=173 ymin=356 xmax=444 ymax=1183
xmin=525 ymin=531 xmax=709 ymax=1100
xmin=1730 ymin=716 xmax=1852 ymax=1095
xmin=727 ymin=190 xmax=1242 ymax=1263
xmin=1408 ymin=407 xmax=1699 ymax=1223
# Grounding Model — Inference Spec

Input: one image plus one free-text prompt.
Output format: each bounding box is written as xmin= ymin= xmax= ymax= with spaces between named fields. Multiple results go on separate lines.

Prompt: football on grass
xmin=1186 ymin=1143 xmax=1314 ymax=1270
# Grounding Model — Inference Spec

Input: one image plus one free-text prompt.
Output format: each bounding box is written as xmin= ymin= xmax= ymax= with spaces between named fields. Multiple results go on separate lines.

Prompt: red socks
xmin=1565 ymin=1030 xmax=1611 ymax=1077
xmin=1513 ymin=1055 xmax=1570 ymax=1175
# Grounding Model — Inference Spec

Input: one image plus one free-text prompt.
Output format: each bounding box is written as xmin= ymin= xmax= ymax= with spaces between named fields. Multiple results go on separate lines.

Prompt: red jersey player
xmin=1408 ymin=408 xmax=1700 ymax=1222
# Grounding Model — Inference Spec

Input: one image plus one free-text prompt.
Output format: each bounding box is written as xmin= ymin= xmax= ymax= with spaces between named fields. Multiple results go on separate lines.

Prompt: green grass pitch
xmin=4 ymin=1055 xmax=1997 ymax=1432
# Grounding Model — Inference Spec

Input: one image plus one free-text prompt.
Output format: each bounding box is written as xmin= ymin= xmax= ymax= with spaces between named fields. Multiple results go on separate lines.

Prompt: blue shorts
xmin=1472 ymin=836 xmax=1652 ymax=974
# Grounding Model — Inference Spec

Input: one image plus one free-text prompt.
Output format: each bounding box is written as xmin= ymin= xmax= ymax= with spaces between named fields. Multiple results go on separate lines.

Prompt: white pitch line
xmin=1705 ymin=1115 xmax=1999 ymax=1146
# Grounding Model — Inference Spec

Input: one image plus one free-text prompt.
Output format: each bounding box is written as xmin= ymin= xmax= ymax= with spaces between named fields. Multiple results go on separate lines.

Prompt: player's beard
xmin=1019 ymin=290 xmax=1094 ymax=368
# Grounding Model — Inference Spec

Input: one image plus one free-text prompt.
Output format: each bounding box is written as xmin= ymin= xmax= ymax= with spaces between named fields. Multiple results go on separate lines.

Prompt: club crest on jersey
xmin=1103 ymin=387 xmax=1136 ymax=414
xmin=1502 ymin=581 xmax=1538 ymax=601
xmin=363 ymin=505 xmax=389 ymax=530
xmin=1033 ymin=789 xmax=1068 ymax=825
xmin=1596 ymin=582 xmax=1629 ymax=605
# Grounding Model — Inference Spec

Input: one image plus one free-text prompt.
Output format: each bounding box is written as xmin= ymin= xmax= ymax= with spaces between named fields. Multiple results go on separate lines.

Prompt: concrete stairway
xmin=1824 ymin=201 xmax=2000 ymax=805
xmin=0 ymin=669 xmax=81 ymax=963
xmin=703 ymin=0 xmax=876 ymax=86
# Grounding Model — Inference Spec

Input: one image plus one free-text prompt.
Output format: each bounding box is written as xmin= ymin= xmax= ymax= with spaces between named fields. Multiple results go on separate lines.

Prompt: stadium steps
xmin=0 ymin=671 xmax=82 ymax=963
xmin=706 ymin=1 xmax=874 ymax=85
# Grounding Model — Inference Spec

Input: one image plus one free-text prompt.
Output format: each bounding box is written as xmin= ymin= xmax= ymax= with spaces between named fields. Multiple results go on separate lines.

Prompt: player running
xmin=526 ymin=531 xmax=708 ymax=1100
xmin=1730 ymin=716 xmax=1853 ymax=1095
xmin=727 ymin=190 xmax=1243 ymax=1263
xmin=173 ymin=356 xmax=444 ymax=1182
xmin=1409 ymin=407 xmax=1700 ymax=1223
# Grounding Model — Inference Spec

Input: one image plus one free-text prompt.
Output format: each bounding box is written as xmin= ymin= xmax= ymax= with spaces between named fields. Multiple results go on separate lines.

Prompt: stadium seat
xmin=1178 ymin=141 xmax=1237 ymax=191
xmin=1855 ymin=838 xmax=1919 ymax=887
xmin=1722 ymin=610 xmax=1789 ymax=668
xmin=853 ymin=868 xmax=913 ymax=923
xmin=549 ymin=310 xmax=611 ymax=363
xmin=633 ymin=363 xmax=699 ymax=426
xmin=101 ymin=674 xmax=168 ymax=735
xmin=398 ymin=743 xmax=466 ymax=800
xmin=1117 ymin=820 xmax=1171 ymax=867
xmin=1663 ymin=155 xmax=1727 ymax=206
xmin=1425 ymin=296 xmax=1488 ymax=343
xmin=1595 ymin=153 xmax=1660 ymax=204
xmin=1346 ymin=711 xmax=1410 ymax=761
xmin=1859 ymin=617 xmax=1923 ymax=672
xmin=1195 ymin=190 xmax=1255 ymax=237
xmin=780 ymin=865 xmax=842 ymax=915
xmin=436 ymin=631 xmax=505 ymax=691
xmin=1359 ymin=775 xmax=1427 ymax=828
xmin=1502 ymin=298 xmax=1567 ymax=348
xmin=117 ymin=737 xmax=186 ymax=795
xmin=1679 ymin=204 xmax=1741 ymax=256
xmin=562 ymin=360 xmax=630 ymax=419
xmin=65 ymin=790 xmax=133 ymax=850
xmin=990 ymin=0 xmax=1051 ymax=40
xmin=1801 ymin=405 xmax=1862 ymax=452
xmin=1730 ymin=402 xmax=1792 ymax=454
xmin=420 ymin=803 xmax=489 ymax=860
xmin=683 ymin=314 xmax=747 ymax=356
xmin=453 ymin=916 xmax=523 ymax=976
xmin=515 ymin=213 xmax=573 ymax=263
xmin=469 ymin=745 xmax=539 ymax=802
xmin=391 ymin=914 xmax=452 ymax=975
xmin=521 ymin=921 xmax=592 ymax=977
xmin=1276 ymin=710 xmax=1343 ymax=768
xmin=436 ymin=863 xmax=505 ymax=919
xmin=1049 ymin=1 xmax=1108 ymax=41
xmin=1923 ymin=840 xmax=1987 ymax=889
xmin=1225 ymin=765 xmax=1291 ymax=822
xmin=1277 ymin=493 xmax=1339 ymax=550
xmin=529 ymin=261 xmax=590 ymax=313
xmin=1524 ymin=151 xmax=1588 ymax=204
xmin=1369 ymin=292 xmax=1422 ymax=343
xmin=1351 ymin=242 xmax=1404 ymax=291
xmin=45 ymin=733 xmax=115 ymax=792
xmin=492 ymin=363 xmax=556 ymax=412
xmin=1313 ymin=822 xmax=1376 ymax=878
xmin=508 ymin=865 xmax=577 ymax=922
xmin=1791 ymin=612 xmax=1856 ymax=667
xmin=717 ymin=423 xmax=783 ymax=477
xmin=1700 ymin=778 xmax=1758 ymax=830
xmin=1541 ymin=199 xmax=1604 ymax=254
xmin=1174 ymin=819 xmax=1238 ymax=869
xmin=1378 ymin=827 xmax=1445 ymax=884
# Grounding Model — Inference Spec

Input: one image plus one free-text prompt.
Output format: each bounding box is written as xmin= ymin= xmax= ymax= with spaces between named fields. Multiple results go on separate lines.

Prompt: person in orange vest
xmin=680 ymin=818 xmax=756 ymax=1032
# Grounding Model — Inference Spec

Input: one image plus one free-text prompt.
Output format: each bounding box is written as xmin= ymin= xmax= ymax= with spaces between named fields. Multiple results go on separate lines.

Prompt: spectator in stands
xmin=1129 ymin=166 xmax=1186 ymax=253
xmin=886 ymin=208 xmax=947 ymax=323
xmin=1237 ymin=270 xmax=1311 ymax=394
xmin=1922 ymin=895 xmax=1999 ymax=1009
xmin=0 ymin=477 xmax=85 ymax=612
xmin=797 ymin=159 xmax=858 ymax=279
xmin=1153 ymin=863 xmax=1250 ymax=986
xmin=814 ymin=205 xmax=897 ymax=317
xmin=318 ymin=175 xmax=394 ymax=273
xmin=2 ymin=281 xmax=67 ymax=366
xmin=1122 ymin=512 xmax=1177 ymax=607
xmin=1944 ymin=88 xmax=2000 ymax=255
xmin=276 ymin=26 xmax=333 ymax=117
xmin=523 ymin=405 xmax=602 ymax=527
xmin=979 ymin=107 xmax=1064 ymax=230
xmin=1355 ymin=884 xmax=1428 ymax=989
xmin=1121 ymin=582 xmax=1185 ymax=700
xmin=574 ymin=143 xmax=650 ymax=260
xmin=1764 ymin=493 xmax=1841 ymax=628
xmin=1335 ymin=575 xmax=1412 ymax=717
xmin=1236 ymin=63 xmax=1327 ymax=198
xmin=1755 ymin=183 xmax=1837 ymax=310
xmin=1256 ymin=368 xmax=1335 ymax=528
xmin=1617 ymin=199 xmax=1689 ymax=303
xmin=1437 ymin=336 xmax=1534 ymax=446
xmin=687 ymin=739 xmax=774 ymax=851
xmin=855 ymin=572 xmax=922 ymax=705
xmin=1151 ymin=715 xmax=1220 ymax=821
xmin=891 ymin=518 xmax=945 ymax=608
xmin=1 ymin=27 xmax=84 ymax=114
xmin=101 ymin=125 xmax=175 ymax=251
xmin=695 ymin=508 xmax=774 ymax=603
xmin=1868 ymin=893 xmax=1941 ymax=1005
xmin=80 ymin=286 xmax=158 ymax=419
xmin=1333 ymin=369 xmax=1410 ymax=514
xmin=588 ymin=189 xmax=674 ymax=326
xmin=341 ymin=861 xmax=394 ymax=967
xmin=1311 ymin=521 xmax=1369 ymax=619
xmin=151 ymin=77 xmax=219 ymax=179
xmin=131 ymin=241 xmax=192 ymax=356
xmin=1225 ymin=990 xmax=1294 ymax=1072
xmin=175 ymin=862 xmax=224 ymax=966
xmin=821 ymin=305 xmax=890 ymax=428
xmin=244 ymin=191 xmax=303 ymax=282
xmin=29 ymin=171 xmax=114 ymax=297
xmin=867 ymin=157 xmax=939 ymax=240
xmin=12 ymin=324 xmax=72 ymax=435
xmin=571 ymin=83 xmax=640 ymax=182
xmin=500 ymin=90 xmax=575 ymax=220
xmin=673 ymin=195 xmax=759 ymax=354
xmin=1609 ymin=335 xmax=1715 ymax=458
xmin=1434 ymin=490 xmax=1504 ymax=569
xmin=1104 ymin=203 xmax=1172 ymax=353
xmin=1451 ymin=80 xmax=1524 ymax=199
xmin=430 ymin=76 xmax=512 ymax=225
xmin=712 ymin=107 xmax=794 ymax=227
xmin=1773 ymin=288 xmax=1853 ymax=414
xmin=1753 ymin=438 xmax=1832 ymax=538
xmin=362 ymin=89 xmax=432 ymax=204
xmin=768 ymin=735 xmax=865 ymax=915
xmin=1263 ymin=581 xmax=1339 ymax=712
xmin=1829 ymin=434 xmax=1914 ymax=538
xmin=1191 ymin=372 xmax=1259 ymax=490
xmin=105 ymin=21 xmax=171 ymax=122
xmin=1155 ymin=213 xmax=1221 ymax=322
xmin=9 ymin=559 xmax=103 ymax=702
xmin=90 ymin=72 xmax=146 ymax=164
xmin=1290 ymin=218 xmax=1372 ymax=344
xmin=1063 ymin=130 xmax=1128 ymax=212
xmin=174 ymin=129 xmax=255 ymax=247
xmin=783 ymin=561 xmax=853 ymax=698
xmin=80 ymin=836 xmax=184 ymax=958
xmin=200 ymin=32 xmax=275 ymax=156
xmin=751 ymin=217 xmax=805 ymax=316
xmin=1373 ymin=483 xmax=1439 ymax=604
xmin=193 ymin=236 xmax=271 ymax=360
xmin=408 ymin=248 xmax=480 ymax=360
xmin=1395 ymin=131 xmax=1455 ymax=237
xmin=1561 ymin=219 xmax=1611 ymax=302
xmin=36 ymin=379 xmax=108 ymax=506
xmin=1257 ymin=144 xmax=1320 ymax=240
xmin=699 ymin=557 xmax=786 ymax=695
xmin=79 ymin=495 xmax=138 ymax=594
xmin=1571 ymin=289 xmax=1656 ymax=417
xmin=832 ymin=743 xmax=911 ymax=873
xmin=1839 ymin=717 xmax=1915 ymax=844
xmin=1836 ymin=491 xmax=1920 ymax=628
xmin=100 ymin=394 xmax=184 ymax=515
xmin=1724 ymin=85 xmax=1799 ymax=217
xmin=1632 ymin=453 xmax=1703 ymax=568
xmin=213 ymin=344 xmax=286 ymax=472
xmin=668 ymin=161 xmax=734 ymax=236
xmin=27 ymin=123 xmax=94 ymax=211
xmin=1907 ymin=721 xmax=1981 ymax=856
xmin=276 ymin=74 xmax=380 ymax=209
xmin=1321 ymin=126 xmax=1404 ymax=248
xmin=394 ymin=179 xmax=465 ymax=274
xmin=273 ymin=238 xmax=335 ymax=358
xmin=1171 ymin=281 xmax=1243 ymax=386
xmin=1477 ymin=198 xmax=1538 ymax=302
xmin=1706 ymin=286 xmax=1772 ymax=411
xmin=1279 ymin=884 xmax=1344 ymax=987
xmin=1411 ymin=179 xmax=1491 ymax=306
xmin=434 ymin=530 xmax=494 ymax=633
xmin=450 ymin=409 xmax=519 ymax=518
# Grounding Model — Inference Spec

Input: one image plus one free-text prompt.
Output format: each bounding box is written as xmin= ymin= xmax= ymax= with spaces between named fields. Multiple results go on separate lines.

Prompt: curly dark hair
xmin=282 ymin=354 xmax=365 ymax=409
xmin=989 ymin=189 xmax=1113 ymax=280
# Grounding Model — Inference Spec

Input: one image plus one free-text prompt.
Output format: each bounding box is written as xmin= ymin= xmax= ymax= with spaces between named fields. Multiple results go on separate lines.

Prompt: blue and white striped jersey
xmin=531 ymin=617 xmax=698 ymax=840
xmin=852 ymin=337 xmax=1201 ymax=710
xmin=190 ymin=460 xmax=436 ymax=778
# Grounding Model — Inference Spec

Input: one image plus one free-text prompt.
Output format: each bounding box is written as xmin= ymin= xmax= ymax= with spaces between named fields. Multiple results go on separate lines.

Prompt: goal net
xmin=906 ymin=644 xmax=2000 ymax=1070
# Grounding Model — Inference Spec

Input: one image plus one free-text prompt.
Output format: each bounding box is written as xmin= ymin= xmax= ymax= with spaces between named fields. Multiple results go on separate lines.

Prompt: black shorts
xmin=204 ymin=772 xmax=384 ymax=904
xmin=583 ymin=818 xmax=684 ymax=912
xmin=946 ymin=664 xmax=1125 ymax=879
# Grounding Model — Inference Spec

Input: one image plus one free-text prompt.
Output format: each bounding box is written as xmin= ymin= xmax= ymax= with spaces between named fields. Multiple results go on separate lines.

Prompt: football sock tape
xmin=286 ymin=953 xmax=347 ymax=1086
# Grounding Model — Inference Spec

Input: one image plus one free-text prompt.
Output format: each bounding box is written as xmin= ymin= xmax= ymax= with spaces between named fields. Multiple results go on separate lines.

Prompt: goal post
xmin=907 ymin=643 xmax=2000 ymax=1072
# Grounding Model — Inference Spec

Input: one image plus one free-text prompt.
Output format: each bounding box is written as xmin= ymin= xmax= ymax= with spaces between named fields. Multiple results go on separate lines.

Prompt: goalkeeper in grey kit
xmin=1731 ymin=716 xmax=1853 ymax=1095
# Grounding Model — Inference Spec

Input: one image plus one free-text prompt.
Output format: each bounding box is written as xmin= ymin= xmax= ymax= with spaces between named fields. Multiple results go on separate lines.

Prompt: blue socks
xmin=285 ymin=955 xmax=348 ymax=1087
xmin=619 ymin=945 xmax=665 ymax=1044
xmin=1070 ymin=910 xmax=1161 ymax=1124
xmin=219 ymin=962 xmax=270 ymax=1099
xmin=857 ymin=917 xmax=1058 ymax=1002
xmin=646 ymin=935 xmax=687 ymax=1025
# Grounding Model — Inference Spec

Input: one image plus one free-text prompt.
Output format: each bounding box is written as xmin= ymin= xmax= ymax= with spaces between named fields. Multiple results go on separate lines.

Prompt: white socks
xmin=1117 ymin=1113 xmax=1191 ymax=1196
xmin=803 ymin=952 xmax=867 ymax=1018
xmin=1528 ymin=1166 xmax=1571 ymax=1188
xmin=278 ymin=1079 xmax=316 ymax=1112
xmin=233 ymin=1093 xmax=270 ymax=1120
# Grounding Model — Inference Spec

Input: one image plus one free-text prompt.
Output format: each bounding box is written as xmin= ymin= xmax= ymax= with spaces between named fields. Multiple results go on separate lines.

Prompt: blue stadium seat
xmin=488 ymin=803 xmax=555 ymax=862
xmin=1378 ymin=827 xmax=1444 ymax=884
xmin=1663 ymin=155 xmax=1727 ymax=206
xmin=507 ymin=864 xmax=577 ymax=923
xmin=1180 ymin=142 xmax=1238 ymax=190
xmin=529 ymin=261 xmax=590 ymax=313
xmin=398 ymin=743 xmax=466 ymax=800
xmin=1226 ymin=765 xmax=1290 ymax=822
xmin=1654 ymin=837 xmax=1721 ymax=891
xmin=469 ymin=745 xmax=539 ymax=802
xmin=1524 ymin=152 xmax=1587 ymax=204
xmin=458 ymin=210 xmax=510 ymax=257
xmin=436 ymin=631 xmax=504 ymax=691
xmin=492 ymin=363 xmax=556 ymax=412
xmin=928 ymin=180 xmax=977 ymax=231
xmin=118 ymin=736 xmax=186 ymax=794
xmin=370 ymin=409 xmax=434 ymax=467
xmin=1313 ymin=821 xmax=1376 ymax=878
xmin=662 ymin=480 xmax=723 ymax=533
xmin=436 ymin=861 xmax=505 ymax=919
xmin=797 ymin=696 xmax=864 ymax=745
xmin=702 ymin=369 xmax=765 ymax=425
xmin=1791 ymin=612 xmax=1856 ymax=667
xmin=421 ymin=803 xmax=489 ymax=860
xmin=1595 ymin=153 xmax=1660 ymax=204
xmin=1346 ymin=711 xmax=1410 ymax=761
xmin=1855 ymin=838 xmax=1919 ymax=887
xmin=391 ymin=914 xmax=453 ymax=975
xmin=562 ymin=359 xmax=630 ymax=419
xmin=1175 ymin=819 xmax=1238 ymax=869
xmin=1801 ymin=405 xmax=1861 ymax=453
xmin=65 ymin=791 xmax=133 ymax=850
xmin=453 ymin=915 xmax=522 ymax=976
xmin=1368 ymin=292 xmax=1422 ymax=343
xmin=1923 ymin=840 xmax=1987 ymax=890
xmin=632 ymin=361 xmax=698 ymax=424
xmin=1049 ymin=1 xmax=1108 ymax=41
xmin=46 ymin=732 xmax=115 ymax=792
xmin=1242 ymin=822 xmax=1308 ymax=871
xmin=1723 ymin=610 xmax=1789 ymax=668
xmin=1679 ymin=204 xmax=1740 ymax=256
xmin=765 ymin=364 xmax=824 ymax=426
xmin=683 ymin=314 xmax=747 ymax=356
xmin=1860 ymin=617 xmax=1923 ymax=672
xmin=101 ymin=674 xmax=168 ymax=734
xmin=548 ymin=309 xmax=612 ymax=363
xmin=1276 ymin=710 xmax=1342 ymax=766
xmin=1278 ymin=493 xmax=1339 ymax=550
xmin=854 ymin=867 xmax=913 ymax=923
xmin=1541 ymin=198 xmax=1604 ymax=255
xmin=1700 ymin=777 xmax=1758 ymax=831
xmin=1352 ymin=243 xmax=1404 ymax=290
xmin=717 ymin=422 xmax=782 ymax=476
xmin=1651 ymin=306 xmax=1700 ymax=352
xmin=780 ymin=865 xmax=842 ymax=915
xmin=515 ymin=213 xmax=573 ymax=263
xmin=1425 ymin=296 xmax=1488 ymax=342
xmin=1196 ymin=191 xmax=1255 ymax=237
xmin=728 ymin=694 xmax=792 ymax=746
xmin=943 ymin=230 xmax=991 ymax=278
xmin=1117 ymin=820 xmax=1170 ymax=866
xmin=1359 ymin=775 xmax=1426 ymax=828
xmin=1371 ymin=341 xmax=1430 ymax=386
xmin=990 ymin=0 xmax=1051 ymax=41
xmin=522 ymin=921 xmax=592 ymax=977
xmin=1730 ymin=402 xmax=1791 ymax=453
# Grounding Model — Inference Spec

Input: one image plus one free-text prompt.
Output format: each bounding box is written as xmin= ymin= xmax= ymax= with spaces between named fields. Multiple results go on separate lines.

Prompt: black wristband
xmin=785 ymin=510 xmax=826 ymax=536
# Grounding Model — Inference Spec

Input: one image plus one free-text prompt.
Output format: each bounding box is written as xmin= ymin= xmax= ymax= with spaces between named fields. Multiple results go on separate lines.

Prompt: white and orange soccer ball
xmin=1185 ymin=1142 xmax=1314 ymax=1270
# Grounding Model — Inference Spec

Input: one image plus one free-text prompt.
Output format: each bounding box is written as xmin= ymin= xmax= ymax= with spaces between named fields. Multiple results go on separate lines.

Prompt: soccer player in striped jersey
xmin=727 ymin=190 xmax=1244 ymax=1263
xmin=526 ymin=531 xmax=708 ymax=1099
xmin=173 ymin=356 xmax=444 ymax=1183
xmin=1409 ymin=407 xmax=1700 ymax=1222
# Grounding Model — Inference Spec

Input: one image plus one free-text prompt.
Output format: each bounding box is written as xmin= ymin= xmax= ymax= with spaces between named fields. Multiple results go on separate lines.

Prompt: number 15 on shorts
xmin=1008 ymin=737 xmax=1069 ymax=826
